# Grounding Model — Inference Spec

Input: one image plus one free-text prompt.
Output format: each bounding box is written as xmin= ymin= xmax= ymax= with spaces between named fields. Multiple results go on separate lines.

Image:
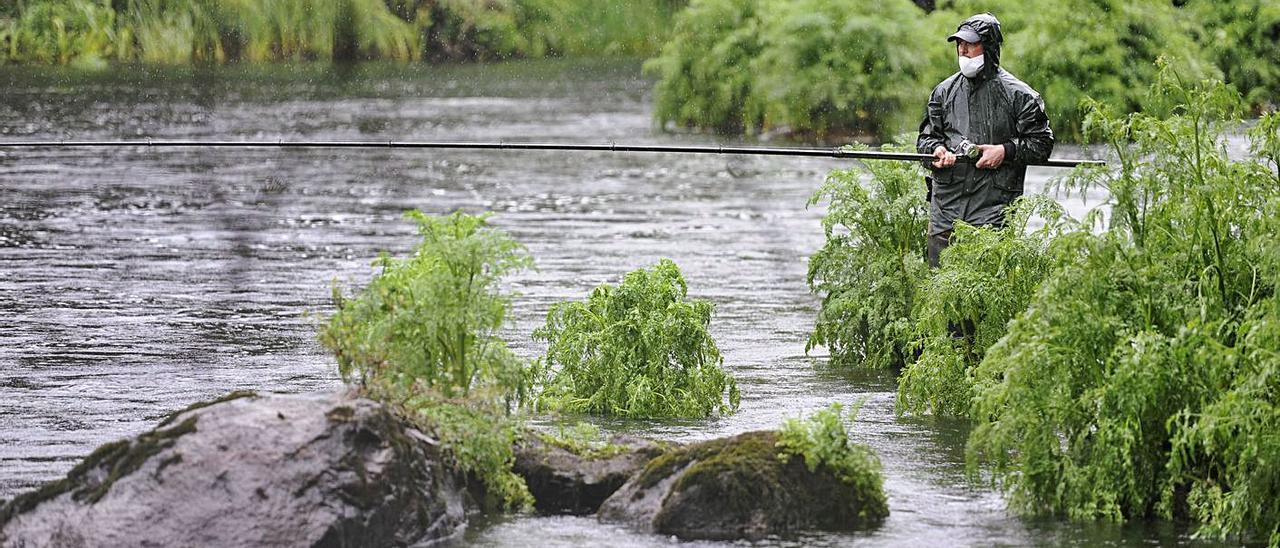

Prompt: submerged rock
xmin=598 ymin=430 xmax=888 ymax=541
xmin=0 ymin=391 xmax=471 ymax=547
xmin=513 ymin=434 xmax=668 ymax=515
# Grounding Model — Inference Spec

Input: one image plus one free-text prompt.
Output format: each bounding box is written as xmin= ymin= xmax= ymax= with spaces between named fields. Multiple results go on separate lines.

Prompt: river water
xmin=1 ymin=59 xmax=1197 ymax=546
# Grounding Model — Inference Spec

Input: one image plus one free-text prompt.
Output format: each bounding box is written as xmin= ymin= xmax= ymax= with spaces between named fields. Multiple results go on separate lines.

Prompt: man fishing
xmin=917 ymin=13 xmax=1055 ymax=268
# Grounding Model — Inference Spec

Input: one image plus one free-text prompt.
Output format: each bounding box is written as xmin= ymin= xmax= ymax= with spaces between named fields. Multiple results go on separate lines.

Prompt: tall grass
xmin=0 ymin=0 xmax=686 ymax=65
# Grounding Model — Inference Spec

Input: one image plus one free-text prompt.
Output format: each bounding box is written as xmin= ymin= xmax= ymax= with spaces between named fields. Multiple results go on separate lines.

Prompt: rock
xmin=513 ymin=434 xmax=667 ymax=515
xmin=598 ymin=430 xmax=888 ymax=541
xmin=0 ymin=391 xmax=472 ymax=548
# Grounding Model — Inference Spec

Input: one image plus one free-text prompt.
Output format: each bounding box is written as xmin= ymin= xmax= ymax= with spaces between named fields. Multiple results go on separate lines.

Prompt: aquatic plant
xmin=805 ymin=144 xmax=929 ymax=369
xmin=775 ymin=403 xmax=888 ymax=520
xmin=966 ymin=67 xmax=1280 ymax=544
xmin=535 ymin=259 xmax=740 ymax=418
xmin=396 ymin=389 xmax=533 ymax=510
xmin=896 ymin=195 xmax=1069 ymax=417
xmin=320 ymin=210 xmax=535 ymax=408
xmin=319 ymin=210 xmax=537 ymax=510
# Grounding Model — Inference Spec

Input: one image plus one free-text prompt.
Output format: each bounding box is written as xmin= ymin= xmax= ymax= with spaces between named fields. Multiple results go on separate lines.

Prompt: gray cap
xmin=947 ymin=26 xmax=981 ymax=43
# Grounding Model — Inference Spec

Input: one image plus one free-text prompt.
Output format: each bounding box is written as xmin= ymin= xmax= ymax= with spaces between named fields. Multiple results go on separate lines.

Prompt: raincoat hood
xmin=948 ymin=13 xmax=1003 ymax=79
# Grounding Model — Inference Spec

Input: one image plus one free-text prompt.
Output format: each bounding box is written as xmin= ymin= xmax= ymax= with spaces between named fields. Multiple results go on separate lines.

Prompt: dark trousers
xmin=927 ymin=229 xmax=952 ymax=269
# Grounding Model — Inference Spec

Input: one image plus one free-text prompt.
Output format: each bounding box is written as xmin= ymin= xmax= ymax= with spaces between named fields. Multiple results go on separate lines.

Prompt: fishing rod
xmin=0 ymin=139 xmax=1105 ymax=168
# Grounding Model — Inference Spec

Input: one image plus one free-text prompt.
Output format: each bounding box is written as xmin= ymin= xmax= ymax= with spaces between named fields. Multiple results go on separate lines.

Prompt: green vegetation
xmin=649 ymin=0 xmax=1274 ymax=142
xmin=0 ymin=0 xmax=686 ymax=65
xmin=319 ymin=210 xmax=535 ymax=510
xmin=645 ymin=0 xmax=946 ymax=140
xmin=1178 ymin=0 xmax=1280 ymax=112
xmin=810 ymin=66 xmax=1280 ymax=543
xmin=534 ymin=421 xmax=631 ymax=460
xmin=967 ymin=69 xmax=1280 ymax=544
xmin=775 ymin=403 xmax=888 ymax=520
xmin=896 ymin=196 xmax=1067 ymax=417
xmin=805 ymin=144 xmax=929 ymax=369
xmin=535 ymin=259 xmax=740 ymax=418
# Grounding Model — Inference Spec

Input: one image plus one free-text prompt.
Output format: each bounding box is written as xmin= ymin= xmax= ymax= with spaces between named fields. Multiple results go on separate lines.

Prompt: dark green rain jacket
xmin=916 ymin=13 xmax=1054 ymax=236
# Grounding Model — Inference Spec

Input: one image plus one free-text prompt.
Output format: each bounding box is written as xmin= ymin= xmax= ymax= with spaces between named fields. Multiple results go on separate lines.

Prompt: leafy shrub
xmin=966 ymin=68 xmax=1280 ymax=543
xmin=805 ymin=144 xmax=929 ymax=369
xmin=535 ymin=259 xmax=740 ymax=418
xmin=319 ymin=210 xmax=537 ymax=510
xmin=750 ymin=0 xmax=947 ymax=139
xmin=646 ymin=0 xmax=939 ymax=140
xmin=896 ymin=195 xmax=1069 ymax=417
xmin=644 ymin=0 xmax=767 ymax=134
xmin=775 ymin=403 xmax=888 ymax=519
xmin=1180 ymin=0 xmax=1280 ymax=111
xmin=321 ymin=210 xmax=536 ymax=408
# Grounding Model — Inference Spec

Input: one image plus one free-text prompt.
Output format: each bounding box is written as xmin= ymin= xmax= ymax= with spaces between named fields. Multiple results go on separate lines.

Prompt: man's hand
xmin=975 ymin=144 xmax=1006 ymax=169
xmin=931 ymin=145 xmax=956 ymax=168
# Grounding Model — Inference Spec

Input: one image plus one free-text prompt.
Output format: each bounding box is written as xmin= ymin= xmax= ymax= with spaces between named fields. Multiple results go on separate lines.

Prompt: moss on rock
xmin=601 ymin=430 xmax=888 ymax=540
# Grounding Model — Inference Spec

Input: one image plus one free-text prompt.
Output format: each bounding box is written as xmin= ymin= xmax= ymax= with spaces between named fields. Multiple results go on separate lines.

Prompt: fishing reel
xmin=956 ymin=139 xmax=982 ymax=161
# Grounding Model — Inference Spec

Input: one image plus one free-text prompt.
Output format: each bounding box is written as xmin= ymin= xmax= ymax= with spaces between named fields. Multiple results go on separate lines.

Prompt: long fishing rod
xmin=0 ymin=139 xmax=1105 ymax=168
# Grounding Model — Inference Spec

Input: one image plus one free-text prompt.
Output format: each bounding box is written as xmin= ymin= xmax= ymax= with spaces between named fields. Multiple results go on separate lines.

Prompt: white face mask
xmin=958 ymin=54 xmax=985 ymax=78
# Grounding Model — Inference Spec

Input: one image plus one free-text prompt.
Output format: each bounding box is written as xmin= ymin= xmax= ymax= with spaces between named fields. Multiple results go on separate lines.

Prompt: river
xmin=0 ymin=58 xmax=1199 ymax=545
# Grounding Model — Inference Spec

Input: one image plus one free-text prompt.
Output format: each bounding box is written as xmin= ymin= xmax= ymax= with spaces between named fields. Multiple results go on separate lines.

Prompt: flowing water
xmin=0 ymin=59 xmax=1199 ymax=545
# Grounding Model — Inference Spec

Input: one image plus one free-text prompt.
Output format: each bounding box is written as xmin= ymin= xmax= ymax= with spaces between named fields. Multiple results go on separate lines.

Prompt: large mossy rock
xmin=598 ymin=430 xmax=887 ymax=540
xmin=0 ymin=391 xmax=472 ymax=547
xmin=513 ymin=434 xmax=668 ymax=515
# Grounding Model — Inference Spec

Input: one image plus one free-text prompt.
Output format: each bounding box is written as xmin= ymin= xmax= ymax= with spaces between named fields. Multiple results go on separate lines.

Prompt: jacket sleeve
xmin=916 ymin=87 xmax=946 ymax=170
xmin=1008 ymin=91 xmax=1054 ymax=165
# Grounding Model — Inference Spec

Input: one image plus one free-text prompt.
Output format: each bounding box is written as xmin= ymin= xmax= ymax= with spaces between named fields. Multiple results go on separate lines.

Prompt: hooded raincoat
xmin=916 ymin=13 xmax=1054 ymax=237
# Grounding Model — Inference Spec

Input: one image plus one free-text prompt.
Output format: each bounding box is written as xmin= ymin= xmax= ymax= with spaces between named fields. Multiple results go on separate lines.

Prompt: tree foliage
xmin=535 ymin=259 xmax=740 ymax=418
xmin=805 ymin=144 xmax=929 ymax=369
xmin=1181 ymin=0 xmax=1280 ymax=111
xmin=646 ymin=0 xmax=942 ymax=140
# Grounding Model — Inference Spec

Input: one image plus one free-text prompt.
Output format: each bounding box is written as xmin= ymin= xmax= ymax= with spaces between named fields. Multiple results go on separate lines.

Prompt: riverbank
xmin=0 ymin=0 xmax=685 ymax=66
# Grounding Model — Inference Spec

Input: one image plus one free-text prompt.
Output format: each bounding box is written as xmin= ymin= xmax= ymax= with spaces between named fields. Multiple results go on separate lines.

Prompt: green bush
xmin=805 ymin=144 xmax=929 ymax=369
xmin=775 ymin=403 xmax=888 ymax=520
xmin=646 ymin=0 xmax=938 ymax=140
xmin=534 ymin=259 xmax=740 ymax=418
xmin=896 ymin=195 xmax=1069 ymax=417
xmin=644 ymin=0 xmax=766 ymax=134
xmin=1181 ymin=0 xmax=1280 ymax=110
xmin=319 ymin=210 xmax=537 ymax=510
xmin=966 ymin=68 xmax=1280 ymax=543
xmin=751 ymin=0 xmax=946 ymax=139
xmin=320 ymin=210 xmax=536 ymax=407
